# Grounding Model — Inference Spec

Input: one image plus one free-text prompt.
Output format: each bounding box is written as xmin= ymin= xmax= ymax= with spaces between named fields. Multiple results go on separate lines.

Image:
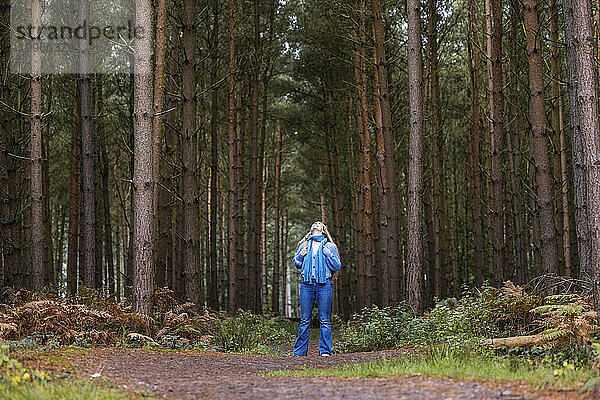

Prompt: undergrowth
xmin=0 ymin=380 xmax=136 ymax=400
xmin=336 ymin=283 xmax=543 ymax=353
xmin=333 ymin=281 xmax=600 ymax=381
xmin=269 ymin=344 xmax=599 ymax=389
xmin=0 ymin=288 xmax=297 ymax=355
xmin=210 ymin=310 xmax=296 ymax=353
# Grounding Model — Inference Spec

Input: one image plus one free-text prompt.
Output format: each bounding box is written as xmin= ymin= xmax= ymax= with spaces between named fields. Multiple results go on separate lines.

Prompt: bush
xmin=210 ymin=310 xmax=296 ymax=353
xmin=336 ymin=284 xmax=545 ymax=353
xmin=336 ymin=306 xmax=410 ymax=353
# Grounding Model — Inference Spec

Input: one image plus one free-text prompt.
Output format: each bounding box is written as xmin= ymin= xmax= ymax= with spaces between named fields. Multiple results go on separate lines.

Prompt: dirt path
xmin=66 ymin=344 xmax=591 ymax=400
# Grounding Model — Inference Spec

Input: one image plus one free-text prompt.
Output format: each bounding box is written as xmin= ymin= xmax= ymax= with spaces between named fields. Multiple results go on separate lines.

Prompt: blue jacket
xmin=293 ymin=235 xmax=342 ymax=283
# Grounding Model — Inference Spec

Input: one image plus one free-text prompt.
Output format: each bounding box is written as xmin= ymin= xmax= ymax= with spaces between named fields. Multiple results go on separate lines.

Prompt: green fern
xmin=530 ymin=304 xmax=585 ymax=316
xmin=539 ymin=327 xmax=569 ymax=341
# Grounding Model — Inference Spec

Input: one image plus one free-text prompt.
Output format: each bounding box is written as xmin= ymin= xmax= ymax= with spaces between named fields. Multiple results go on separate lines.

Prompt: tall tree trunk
xmin=523 ymin=0 xmax=558 ymax=275
xmin=468 ymin=0 xmax=484 ymax=286
xmin=97 ymin=80 xmax=115 ymax=294
xmin=219 ymin=191 xmax=227 ymax=308
xmin=78 ymin=0 xmax=96 ymax=289
xmin=227 ymin=0 xmax=237 ymax=314
xmin=182 ymin=0 xmax=201 ymax=307
xmin=563 ymin=0 xmax=600 ymax=320
xmin=125 ymin=75 xmax=134 ymax=298
xmin=235 ymin=81 xmax=246 ymax=308
xmin=67 ymin=93 xmax=81 ymax=295
xmin=204 ymin=165 xmax=210 ymax=307
xmin=152 ymin=0 xmax=168 ymax=289
xmin=56 ymin=209 xmax=66 ymax=290
xmin=284 ymin=213 xmax=291 ymax=317
xmin=0 ymin=0 xmax=9 ymax=292
xmin=164 ymin=32 xmax=180 ymax=291
xmin=407 ymin=0 xmax=425 ymax=313
xmin=42 ymin=123 xmax=52 ymax=289
xmin=347 ymin=96 xmax=360 ymax=314
xmin=114 ymin=154 xmax=122 ymax=300
xmin=597 ymin=0 xmax=600 ymax=81
xmin=272 ymin=119 xmax=282 ymax=315
xmin=354 ymin=0 xmax=373 ymax=309
xmin=549 ymin=0 xmax=572 ymax=277
xmin=261 ymin=163 xmax=268 ymax=310
xmin=426 ymin=0 xmax=442 ymax=300
xmin=484 ymin=0 xmax=493 ymax=282
xmin=152 ymin=0 xmax=167 ymax=212
xmin=132 ymin=0 xmax=155 ymax=315
xmin=94 ymin=153 xmax=104 ymax=290
xmin=208 ymin=0 xmax=220 ymax=310
xmin=508 ymin=0 xmax=526 ymax=283
xmin=30 ymin=0 xmax=44 ymax=291
xmin=246 ymin=0 xmax=261 ymax=313
xmin=113 ymin=139 xmax=125 ymax=301
xmin=371 ymin=0 xmax=400 ymax=306
xmin=22 ymin=162 xmax=31 ymax=290
xmin=489 ymin=0 xmax=505 ymax=285
xmin=325 ymin=93 xmax=348 ymax=315
xmin=564 ymin=2 xmax=591 ymax=282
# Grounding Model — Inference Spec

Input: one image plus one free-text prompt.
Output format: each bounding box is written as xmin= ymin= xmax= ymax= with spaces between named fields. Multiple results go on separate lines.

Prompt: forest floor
xmin=20 ymin=341 xmax=595 ymax=400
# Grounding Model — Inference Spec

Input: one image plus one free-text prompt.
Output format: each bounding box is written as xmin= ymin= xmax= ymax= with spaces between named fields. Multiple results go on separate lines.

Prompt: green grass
xmin=270 ymin=347 xmax=600 ymax=388
xmin=0 ymin=380 xmax=137 ymax=400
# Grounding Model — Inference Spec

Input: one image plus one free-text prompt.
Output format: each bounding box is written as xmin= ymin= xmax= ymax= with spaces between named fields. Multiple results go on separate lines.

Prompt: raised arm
xmin=323 ymin=243 xmax=341 ymax=271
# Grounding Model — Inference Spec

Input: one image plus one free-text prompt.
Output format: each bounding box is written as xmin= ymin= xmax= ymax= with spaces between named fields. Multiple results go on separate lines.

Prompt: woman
xmin=292 ymin=221 xmax=342 ymax=356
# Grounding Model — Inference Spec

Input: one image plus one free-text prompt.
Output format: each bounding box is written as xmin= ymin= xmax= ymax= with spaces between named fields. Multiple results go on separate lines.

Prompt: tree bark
xmin=549 ymin=0 xmax=571 ymax=277
xmin=563 ymin=0 xmax=600 ymax=321
xmin=235 ymin=80 xmax=246 ymax=308
xmin=208 ymin=0 xmax=220 ymax=310
xmin=523 ymin=0 xmax=558 ymax=275
xmin=354 ymin=0 xmax=373 ymax=309
xmin=371 ymin=0 xmax=400 ymax=305
xmin=132 ymin=0 xmax=155 ymax=315
xmin=489 ymin=0 xmax=505 ymax=285
xmin=325 ymin=88 xmax=348 ymax=315
xmin=227 ymin=0 xmax=237 ymax=314
xmin=152 ymin=0 xmax=168 ymax=289
xmin=407 ymin=0 xmax=425 ymax=313
xmin=164 ymin=31 xmax=180 ymax=291
xmin=97 ymin=80 xmax=115 ymax=294
xmin=182 ymin=0 xmax=201 ymax=307
xmin=67 ymin=91 xmax=81 ymax=295
xmin=284 ymin=213 xmax=292 ymax=317
xmin=346 ymin=95 xmax=361 ymax=313
xmin=94 ymin=152 xmax=104 ymax=290
xmin=261 ymin=162 xmax=268 ymax=310
xmin=272 ymin=119 xmax=282 ymax=315
xmin=77 ymin=0 xmax=96 ymax=290
xmin=113 ymin=147 xmax=122 ymax=300
xmin=426 ymin=0 xmax=442 ymax=300
xmin=564 ymin=0 xmax=591 ymax=282
xmin=507 ymin=0 xmax=526 ymax=283
xmin=246 ymin=0 xmax=261 ymax=312
xmin=0 ymin=0 xmax=9 ymax=292
xmin=468 ymin=0 xmax=484 ymax=286
xmin=42 ymin=123 xmax=52 ymax=289
xmin=30 ymin=0 xmax=44 ymax=291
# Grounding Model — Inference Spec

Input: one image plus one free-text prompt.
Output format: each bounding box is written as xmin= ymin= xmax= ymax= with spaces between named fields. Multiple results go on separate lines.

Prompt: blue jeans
xmin=293 ymin=280 xmax=333 ymax=356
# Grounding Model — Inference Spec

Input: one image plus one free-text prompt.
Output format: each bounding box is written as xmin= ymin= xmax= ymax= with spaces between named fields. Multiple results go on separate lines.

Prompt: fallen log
xmin=484 ymin=334 xmax=548 ymax=348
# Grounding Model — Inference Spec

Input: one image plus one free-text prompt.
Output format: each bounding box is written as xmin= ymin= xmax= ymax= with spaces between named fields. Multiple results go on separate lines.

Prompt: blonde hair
xmin=297 ymin=221 xmax=336 ymax=248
